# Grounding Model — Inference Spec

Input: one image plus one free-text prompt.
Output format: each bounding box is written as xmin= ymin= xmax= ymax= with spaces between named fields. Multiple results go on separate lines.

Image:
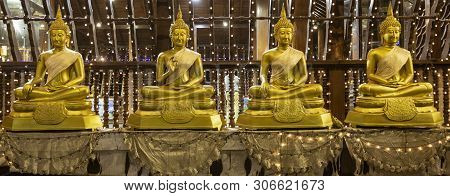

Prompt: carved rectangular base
xmin=127 ymin=113 xmax=223 ymax=131
xmin=236 ymin=113 xmax=333 ymax=130
xmin=345 ymin=111 xmax=443 ymax=128
xmin=2 ymin=115 xmax=102 ymax=131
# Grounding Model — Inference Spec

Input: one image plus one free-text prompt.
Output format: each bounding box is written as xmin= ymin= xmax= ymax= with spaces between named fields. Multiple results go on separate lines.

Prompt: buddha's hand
xmin=386 ymin=81 xmax=403 ymax=88
xmin=261 ymin=82 xmax=270 ymax=98
xmin=22 ymin=83 xmax=33 ymax=99
xmin=168 ymin=57 xmax=177 ymax=72
xmin=178 ymin=84 xmax=191 ymax=88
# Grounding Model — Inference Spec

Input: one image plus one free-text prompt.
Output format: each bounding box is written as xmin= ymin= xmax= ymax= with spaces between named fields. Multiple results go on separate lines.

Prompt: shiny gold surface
xmin=237 ymin=6 xmax=332 ymax=129
xmin=128 ymin=8 xmax=222 ymax=130
xmin=3 ymin=6 xmax=102 ymax=131
xmin=345 ymin=3 xmax=443 ymax=128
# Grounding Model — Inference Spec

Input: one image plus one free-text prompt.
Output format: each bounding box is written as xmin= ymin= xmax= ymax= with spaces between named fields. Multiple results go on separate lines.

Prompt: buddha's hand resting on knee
xmin=261 ymin=82 xmax=270 ymax=98
xmin=22 ymin=83 xmax=33 ymax=99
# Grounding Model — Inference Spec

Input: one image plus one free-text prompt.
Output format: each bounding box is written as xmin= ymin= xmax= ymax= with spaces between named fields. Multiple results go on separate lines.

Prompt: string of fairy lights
xmin=348 ymin=132 xmax=450 ymax=154
xmin=0 ymin=128 xmax=449 ymax=174
xmin=0 ymin=0 xmax=448 ymax=62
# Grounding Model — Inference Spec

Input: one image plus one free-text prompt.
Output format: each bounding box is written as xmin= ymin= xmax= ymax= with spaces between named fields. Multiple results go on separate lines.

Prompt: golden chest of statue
xmin=267 ymin=51 xmax=296 ymax=86
xmin=162 ymin=53 xmax=190 ymax=86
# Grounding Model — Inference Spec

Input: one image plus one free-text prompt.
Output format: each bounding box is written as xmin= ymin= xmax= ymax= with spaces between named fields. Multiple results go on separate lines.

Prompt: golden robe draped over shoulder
xmin=373 ymin=46 xmax=410 ymax=81
xmin=165 ymin=48 xmax=200 ymax=85
xmin=44 ymin=48 xmax=80 ymax=85
xmin=270 ymin=47 xmax=303 ymax=86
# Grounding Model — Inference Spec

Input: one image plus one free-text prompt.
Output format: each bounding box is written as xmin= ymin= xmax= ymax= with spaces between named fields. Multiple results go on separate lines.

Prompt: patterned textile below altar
xmin=0 ymin=128 xmax=448 ymax=176
xmin=345 ymin=128 xmax=448 ymax=175
xmin=124 ymin=131 xmax=229 ymax=175
xmin=239 ymin=130 xmax=343 ymax=175
xmin=0 ymin=131 xmax=100 ymax=175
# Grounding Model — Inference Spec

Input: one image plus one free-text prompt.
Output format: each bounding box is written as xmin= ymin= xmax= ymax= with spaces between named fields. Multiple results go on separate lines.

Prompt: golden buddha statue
xmin=2 ymin=6 xmax=102 ymax=131
xmin=127 ymin=8 xmax=222 ymax=130
xmin=345 ymin=3 xmax=443 ymax=127
xmin=236 ymin=6 xmax=332 ymax=129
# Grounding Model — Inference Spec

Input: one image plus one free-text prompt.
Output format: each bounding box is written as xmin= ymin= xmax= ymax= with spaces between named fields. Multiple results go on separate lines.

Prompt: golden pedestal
xmin=345 ymin=97 xmax=443 ymax=128
xmin=237 ymin=98 xmax=333 ymax=130
xmin=128 ymin=99 xmax=223 ymax=131
xmin=2 ymin=100 xmax=102 ymax=131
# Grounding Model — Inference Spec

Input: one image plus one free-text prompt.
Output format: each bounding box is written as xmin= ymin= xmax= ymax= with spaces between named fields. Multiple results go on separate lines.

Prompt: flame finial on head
xmin=177 ymin=5 xmax=183 ymax=20
xmin=274 ymin=3 xmax=294 ymax=36
xmin=387 ymin=2 xmax=394 ymax=17
xmin=379 ymin=2 xmax=401 ymax=35
xmin=169 ymin=6 xmax=190 ymax=38
xmin=49 ymin=5 xmax=71 ymax=35
xmin=280 ymin=4 xmax=287 ymax=18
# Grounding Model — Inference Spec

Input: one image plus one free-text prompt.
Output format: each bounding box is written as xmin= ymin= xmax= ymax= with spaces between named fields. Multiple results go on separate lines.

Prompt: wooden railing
xmin=1 ymin=60 xmax=450 ymax=128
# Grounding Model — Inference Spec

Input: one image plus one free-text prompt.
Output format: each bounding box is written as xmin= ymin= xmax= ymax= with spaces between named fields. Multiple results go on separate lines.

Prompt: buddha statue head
xmin=379 ymin=3 xmax=401 ymax=46
xmin=274 ymin=5 xmax=294 ymax=46
xmin=49 ymin=6 xmax=71 ymax=48
xmin=170 ymin=7 xmax=190 ymax=48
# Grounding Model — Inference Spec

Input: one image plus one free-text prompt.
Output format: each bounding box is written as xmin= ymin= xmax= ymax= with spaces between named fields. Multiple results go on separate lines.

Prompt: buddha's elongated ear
xmin=66 ymin=36 xmax=71 ymax=48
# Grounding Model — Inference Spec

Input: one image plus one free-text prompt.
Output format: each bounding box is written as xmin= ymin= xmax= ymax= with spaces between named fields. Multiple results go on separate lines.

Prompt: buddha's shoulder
xmin=39 ymin=50 xmax=55 ymax=59
xmin=40 ymin=50 xmax=53 ymax=57
xmin=157 ymin=51 xmax=170 ymax=59
xmin=367 ymin=48 xmax=383 ymax=56
xmin=369 ymin=46 xmax=410 ymax=56
xmin=184 ymin=48 xmax=201 ymax=57
xmin=65 ymin=49 xmax=83 ymax=59
xmin=397 ymin=47 xmax=411 ymax=54
xmin=289 ymin=47 xmax=304 ymax=56
xmin=65 ymin=48 xmax=82 ymax=55
xmin=262 ymin=48 xmax=278 ymax=56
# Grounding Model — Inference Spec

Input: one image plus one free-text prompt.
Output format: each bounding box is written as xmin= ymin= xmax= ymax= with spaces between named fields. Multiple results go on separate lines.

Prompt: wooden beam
xmin=322 ymin=0 xmax=331 ymax=59
xmin=21 ymin=0 xmax=40 ymax=61
xmin=85 ymin=0 xmax=99 ymax=60
xmin=411 ymin=1 xmax=424 ymax=58
xmin=248 ymin=0 xmax=254 ymax=60
xmin=365 ymin=0 xmax=380 ymax=57
xmin=439 ymin=1 xmax=450 ymax=59
xmin=430 ymin=0 xmax=445 ymax=60
xmin=0 ymin=0 xmax=19 ymax=61
xmin=210 ymin=0 xmax=215 ymax=60
xmin=419 ymin=0 xmax=438 ymax=60
xmin=327 ymin=0 xmax=346 ymax=121
xmin=127 ymin=0 xmax=138 ymax=61
xmin=357 ymin=0 xmax=362 ymax=59
xmin=442 ymin=23 xmax=450 ymax=60
xmin=42 ymin=0 xmax=53 ymax=23
xmin=106 ymin=0 xmax=119 ymax=61
xmin=255 ymin=0 xmax=269 ymax=60
xmin=269 ymin=0 xmax=275 ymax=49
xmin=0 ymin=70 xmax=3 ymax=121
xmin=396 ymin=0 xmax=405 ymax=47
xmin=151 ymin=0 xmax=158 ymax=57
xmin=305 ymin=0 xmax=313 ymax=58
xmin=144 ymin=0 xmax=156 ymax=60
xmin=293 ymin=0 xmax=309 ymax=52
xmin=230 ymin=0 xmax=234 ymax=60
xmin=169 ymin=0 xmax=174 ymax=22
xmin=344 ymin=0 xmax=356 ymax=60
xmin=156 ymin=1 xmax=171 ymax=54
xmin=62 ymin=0 xmax=78 ymax=51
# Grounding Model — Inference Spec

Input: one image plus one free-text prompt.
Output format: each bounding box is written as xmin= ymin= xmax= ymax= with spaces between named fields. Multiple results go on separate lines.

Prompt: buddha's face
xmin=382 ymin=26 xmax=400 ymax=46
xmin=171 ymin=28 xmax=188 ymax=48
xmin=276 ymin=27 xmax=293 ymax=45
xmin=50 ymin=30 xmax=69 ymax=48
